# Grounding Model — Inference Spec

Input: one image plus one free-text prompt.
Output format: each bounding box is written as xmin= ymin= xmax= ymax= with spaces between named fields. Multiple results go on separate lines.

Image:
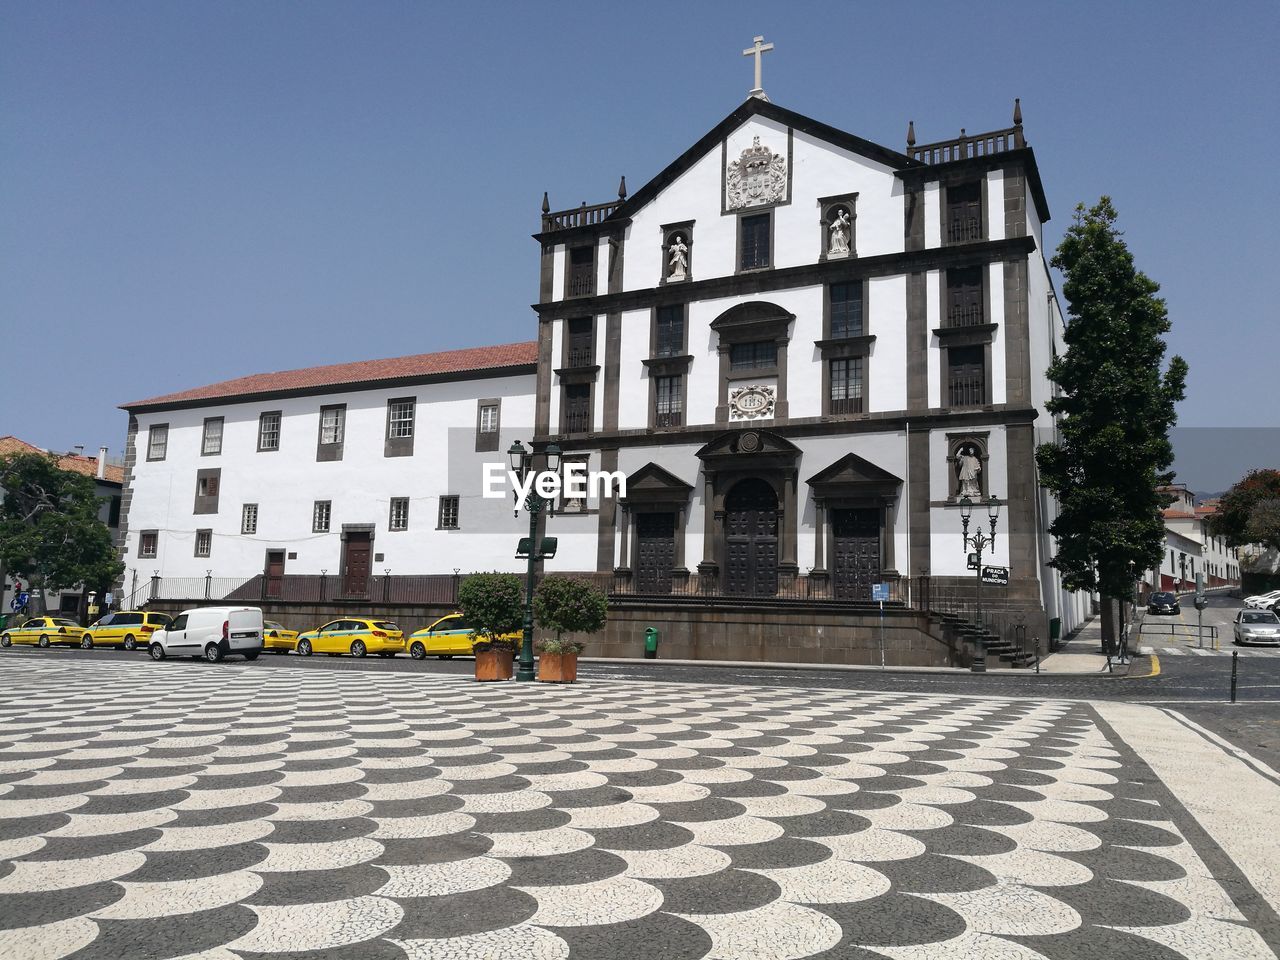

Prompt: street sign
xmin=10 ymin=591 xmax=30 ymax=611
xmin=104 ymin=592 xmax=114 ymax=605
xmin=981 ymin=566 xmax=1010 ymax=586
xmin=871 ymin=583 xmax=890 ymax=602
xmin=967 ymin=553 xmax=979 ymax=570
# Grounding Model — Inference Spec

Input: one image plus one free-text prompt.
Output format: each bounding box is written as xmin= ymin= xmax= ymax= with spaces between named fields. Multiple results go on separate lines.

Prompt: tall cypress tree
xmin=1036 ymin=198 xmax=1188 ymax=638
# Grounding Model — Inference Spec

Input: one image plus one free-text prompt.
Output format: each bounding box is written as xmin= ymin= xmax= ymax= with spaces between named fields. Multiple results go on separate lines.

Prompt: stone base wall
xmin=144 ymin=598 xmax=957 ymax=667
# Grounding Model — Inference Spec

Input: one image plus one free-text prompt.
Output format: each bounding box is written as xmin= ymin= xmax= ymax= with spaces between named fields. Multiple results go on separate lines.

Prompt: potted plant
xmin=533 ymin=575 xmax=608 ymax=683
xmin=456 ymin=572 xmax=523 ymax=682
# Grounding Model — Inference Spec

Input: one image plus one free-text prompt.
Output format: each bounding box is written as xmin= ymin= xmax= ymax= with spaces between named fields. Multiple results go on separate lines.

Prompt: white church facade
xmin=117 ymin=91 xmax=1089 ymax=659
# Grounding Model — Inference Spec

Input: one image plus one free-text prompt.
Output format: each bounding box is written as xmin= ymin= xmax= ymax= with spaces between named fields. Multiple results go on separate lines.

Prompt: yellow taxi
xmin=407 ymin=613 xmax=521 ymax=660
xmin=263 ymin=620 xmax=300 ymax=653
xmin=84 ymin=611 xmax=172 ymax=650
xmin=295 ymin=618 xmax=405 ymax=658
xmin=1 ymin=616 xmax=90 ymax=649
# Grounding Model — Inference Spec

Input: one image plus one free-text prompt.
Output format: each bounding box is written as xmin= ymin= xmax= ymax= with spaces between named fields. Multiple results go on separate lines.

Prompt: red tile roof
xmin=0 ymin=436 xmax=125 ymax=485
xmin=122 ymin=341 xmax=538 ymax=410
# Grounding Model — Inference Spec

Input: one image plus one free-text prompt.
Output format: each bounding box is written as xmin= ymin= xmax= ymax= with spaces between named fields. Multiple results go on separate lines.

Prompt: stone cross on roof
xmin=742 ymin=35 xmax=774 ymax=101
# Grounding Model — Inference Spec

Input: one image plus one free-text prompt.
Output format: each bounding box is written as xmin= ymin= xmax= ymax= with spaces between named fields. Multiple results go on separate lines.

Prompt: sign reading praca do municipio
xmin=981 ymin=566 xmax=1010 ymax=586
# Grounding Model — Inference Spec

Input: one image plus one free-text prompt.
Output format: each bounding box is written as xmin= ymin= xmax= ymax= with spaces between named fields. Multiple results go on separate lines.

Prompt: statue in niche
xmin=957 ymin=444 xmax=982 ymax=499
xmin=828 ymin=208 xmax=851 ymax=257
xmin=668 ymin=235 xmax=688 ymax=281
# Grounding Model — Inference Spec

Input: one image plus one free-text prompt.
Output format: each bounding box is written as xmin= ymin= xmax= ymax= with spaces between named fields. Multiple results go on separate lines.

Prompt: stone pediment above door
xmin=622 ymin=463 xmax=694 ymax=507
xmin=696 ymin=429 xmax=800 ymax=473
xmin=709 ymin=301 xmax=794 ymax=343
xmin=807 ymin=452 xmax=902 ymax=502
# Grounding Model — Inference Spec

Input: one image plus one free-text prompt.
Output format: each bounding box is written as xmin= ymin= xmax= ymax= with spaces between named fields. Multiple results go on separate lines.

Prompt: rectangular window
xmin=194 ymin=467 xmax=222 ymax=514
xmin=320 ymin=405 xmax=345 ymax=445
xmin=655 ymin=375 xmax=683 ymax=427
xmin=829 ymin=358 xmax=865 ymax=414
xmin=312 ymin=500 xmax=331 ymax=534
xmin=438 ymin=495 xmax=460 ymax=530
xmin=475 ymin=399 xmax=500 ymax=453
xmin=139 ymin=530 xmax=158 ymax=559
xmin=197 ymin=475 xmax=219 ymax=497
xmin=947 ymin=345 xmax=986 ymax=407
xmin=655 ymin=305 xmax=684 ymax=357
xmin=729 ymin=340 xmax=777 ymax=370
xmin=479 ymin=403 xmax=499 ymax=434
xmin=562 ymin=383 xmax=591 ymax=434
xmin=389 ymin=497 xmax=410 ymax=532
xmin=566 ymin=317 xmax=594 ymax=367
xmin=387 ymin=399 xmax=415 ymax=439
xmin=946 ymin=181 xmax=983 ymax=243
xmin=201 ymin=417 xmax=224 ymax=456
xmin=829 ymin=283 xmax=864 ymax=339
xmin=108 ymin=495 xmax=122 ymax=528
xmin=194 ymin=529 xmax=212 ymax=558
xmin=147 ymin=424 xmax=169 ymax=461
xmin=739 ymin=213 xmax=771 ymax=270
xmin=567 ymin=246 xmax=595 ymax=297
xmin=946 ymin=266 xmax=985 ymax=327
xmin=258 ymin=412 xmax=281 ymax=452
xmin=242 ymin=503 xmax=258 ymax=535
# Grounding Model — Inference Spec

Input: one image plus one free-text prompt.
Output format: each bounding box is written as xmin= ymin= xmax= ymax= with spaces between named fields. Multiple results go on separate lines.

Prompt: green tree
xmin=533 ymin=575 xmax=608 ymax=653
xmin=1036 ymin=198 xmax=1188 ymax=640
xmin=0 ymin=452 xmax=124 ymax=611
xmin=1207 ymin=469 xmax=1280 ymax=550
xmin=455 ymin=572 xmax=524 ymax=653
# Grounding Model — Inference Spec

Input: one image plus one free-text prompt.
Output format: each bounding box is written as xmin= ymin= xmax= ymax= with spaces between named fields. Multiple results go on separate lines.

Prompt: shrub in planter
xmin=457 ymin=572 xmax=523 ymax=680
xmin=534 ymin=576 xmax=608 ymax=682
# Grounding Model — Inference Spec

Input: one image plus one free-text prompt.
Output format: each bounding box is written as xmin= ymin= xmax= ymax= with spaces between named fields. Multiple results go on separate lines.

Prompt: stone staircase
xmin=928 ymin=610 xmax=1037 ymax=668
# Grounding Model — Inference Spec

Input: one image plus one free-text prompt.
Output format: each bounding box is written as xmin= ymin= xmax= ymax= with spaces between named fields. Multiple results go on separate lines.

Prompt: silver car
xmin=1234 ymin=609 xmax=1280 ymax=645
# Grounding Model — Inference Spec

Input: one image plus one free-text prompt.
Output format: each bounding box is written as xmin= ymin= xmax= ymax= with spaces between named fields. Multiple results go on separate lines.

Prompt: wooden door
xmin=723 ymin=479 xmax=778 ymax=597
xmin=635 ymin=512 xmax=676 ymax=594
xmin=342 ymin=535 xmax=371 ymax=596
xmin=265 ymin=551 xmax=285 ymax=599
xmin=832 ymin=508 xmax=880 ymax=600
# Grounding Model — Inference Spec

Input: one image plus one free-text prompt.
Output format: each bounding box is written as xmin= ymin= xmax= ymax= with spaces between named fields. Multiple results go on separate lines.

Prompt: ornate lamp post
xmin=960 ymin=495 xmax=1001 ymax=673
xmin=508 ymin=440 xmax=562 ymax=682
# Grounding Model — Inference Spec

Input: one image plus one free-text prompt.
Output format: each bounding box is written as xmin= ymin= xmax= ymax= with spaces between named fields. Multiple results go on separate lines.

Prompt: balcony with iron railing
xmin=945 ymin=302 xmax=985 ymax=328
xmin=829 ymin=397 xmax=864 ymax=416
xmin=946 ymin=215 xmax=983 ymax=243
xmin=566 ymin=345 xmax=595 ymax=368
xmin=567 ymin=266 xmax=595 ymax=298
xmin=655 ymin=410 xmax=683 ymax=428
xmin=541 ymin=199 xmax=623 ymax=234
xmin=948 ymin=368 xmax=986 ymax=407
xmin=562 ymin=407 xmax=592 ymax=435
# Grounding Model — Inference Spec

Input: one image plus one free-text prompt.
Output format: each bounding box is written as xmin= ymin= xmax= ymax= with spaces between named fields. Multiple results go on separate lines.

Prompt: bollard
xmin=1231 ymin=650 xmax=1238 ymax=703
xmin=643 ymin=626 xmax=659 ymax=659
xmin=1035 ymin=637 xmax=1041 ymax=674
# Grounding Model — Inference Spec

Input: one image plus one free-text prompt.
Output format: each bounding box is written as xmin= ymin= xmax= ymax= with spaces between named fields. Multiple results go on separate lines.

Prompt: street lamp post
xmin=508 ymin=440 xmax=562 ymax=682
xmin=960 ymin=496 xmax=1001 ymax=673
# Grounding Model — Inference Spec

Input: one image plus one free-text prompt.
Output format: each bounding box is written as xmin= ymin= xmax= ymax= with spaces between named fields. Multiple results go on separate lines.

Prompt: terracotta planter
xmin=538 ymin=652 xmax=579 ymax=683
xmin=474 ymin=649 xmax=513 ymax=681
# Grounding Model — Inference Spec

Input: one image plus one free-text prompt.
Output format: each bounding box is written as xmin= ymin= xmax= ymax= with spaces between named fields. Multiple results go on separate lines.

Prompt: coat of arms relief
xmin=726 ymin=136 xmax=787 ymax=210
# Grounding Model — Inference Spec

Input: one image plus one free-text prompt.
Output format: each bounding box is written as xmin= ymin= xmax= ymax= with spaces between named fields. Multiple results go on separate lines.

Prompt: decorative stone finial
xmin=960 ymin=128 xmax=966 ymax=138
xmin=1013 ymin=97 xmax=1023 ymax=126
xmin=906 ymin=120 xmax=916 ymax=148
xmin=618 ymin=175 xmax=627 ymax=200
xmin=541 ymin=192 xmax=550 ymax=214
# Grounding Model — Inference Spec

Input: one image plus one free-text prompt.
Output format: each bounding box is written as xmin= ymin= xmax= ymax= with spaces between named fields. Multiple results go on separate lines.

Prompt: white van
xmin=149 ymin=606 xmax=264 ymax=662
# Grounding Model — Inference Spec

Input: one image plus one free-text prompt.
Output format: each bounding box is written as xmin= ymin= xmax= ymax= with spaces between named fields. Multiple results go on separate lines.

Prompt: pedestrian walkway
xmin=1037 ymin=616 xmax=1113 ymax=674
xmin=1152 ymin=644 xmax=1279 ymax=658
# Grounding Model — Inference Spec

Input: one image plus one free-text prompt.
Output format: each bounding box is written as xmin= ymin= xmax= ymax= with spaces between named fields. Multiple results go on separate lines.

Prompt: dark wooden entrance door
xmin=342 ymin=533 xmax=372 ymax=596
xmin=635 ymin=512 xmax=676 ymax=594
xmin=265 ymin=550 xmax=285 ymax=599
xmin=832 ymin=508 xmax=880 ymax=600
xmin=724 ymin=479 xmax=778 ymax=597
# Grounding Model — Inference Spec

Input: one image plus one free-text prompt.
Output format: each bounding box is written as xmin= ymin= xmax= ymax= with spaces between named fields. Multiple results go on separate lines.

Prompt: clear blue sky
xmin=3 ymin=1 xmax=1276 ymax=489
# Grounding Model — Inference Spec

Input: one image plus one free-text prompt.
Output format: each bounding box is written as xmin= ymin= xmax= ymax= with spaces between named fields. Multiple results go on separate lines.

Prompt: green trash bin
xmin=644 ymin=627 xmax=659 ymax=659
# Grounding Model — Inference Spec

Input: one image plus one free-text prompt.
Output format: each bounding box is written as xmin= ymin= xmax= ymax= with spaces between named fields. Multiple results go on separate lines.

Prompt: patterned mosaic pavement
xmin=0 ymin=657 xmax=1276 ymax=960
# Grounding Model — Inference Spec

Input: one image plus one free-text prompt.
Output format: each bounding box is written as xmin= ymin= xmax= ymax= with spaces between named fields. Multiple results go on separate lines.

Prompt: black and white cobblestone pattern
xmin=0 ymin=658 xmax=1274 ymax=960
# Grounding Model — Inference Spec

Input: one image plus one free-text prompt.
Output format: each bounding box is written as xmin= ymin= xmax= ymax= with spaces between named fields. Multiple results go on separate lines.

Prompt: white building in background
xmin=117 ymin=89 xmax=1091 ymax=649
xmin=118 ymin=344 xmax=535 ymax=603
xmin=1154 ymin=484 xmax=1241 ymax=591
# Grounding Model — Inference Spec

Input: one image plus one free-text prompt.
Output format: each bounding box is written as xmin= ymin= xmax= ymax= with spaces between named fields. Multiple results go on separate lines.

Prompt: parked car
xmin=148 ymin=606 xmax=264 ymax=662
xmin=262 ymin=620 xmax=299 ymax=653
xmin=1147 ymin=592 xmax=1181 ymax=615
xmin=84 ymin=611 xmax=172 ymax=650
xmin=406 ymin=613 xmax=521 ymax=660
xmin=1234 ymin=609 xmax=1280 ymax=645
xmin=1 ymin=616 xmax=89 ymax=649
xmin=295 ymin=618 xmax=405 ymax=658
xmin=1244 ymin=589 xmax=1280 ymax=609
